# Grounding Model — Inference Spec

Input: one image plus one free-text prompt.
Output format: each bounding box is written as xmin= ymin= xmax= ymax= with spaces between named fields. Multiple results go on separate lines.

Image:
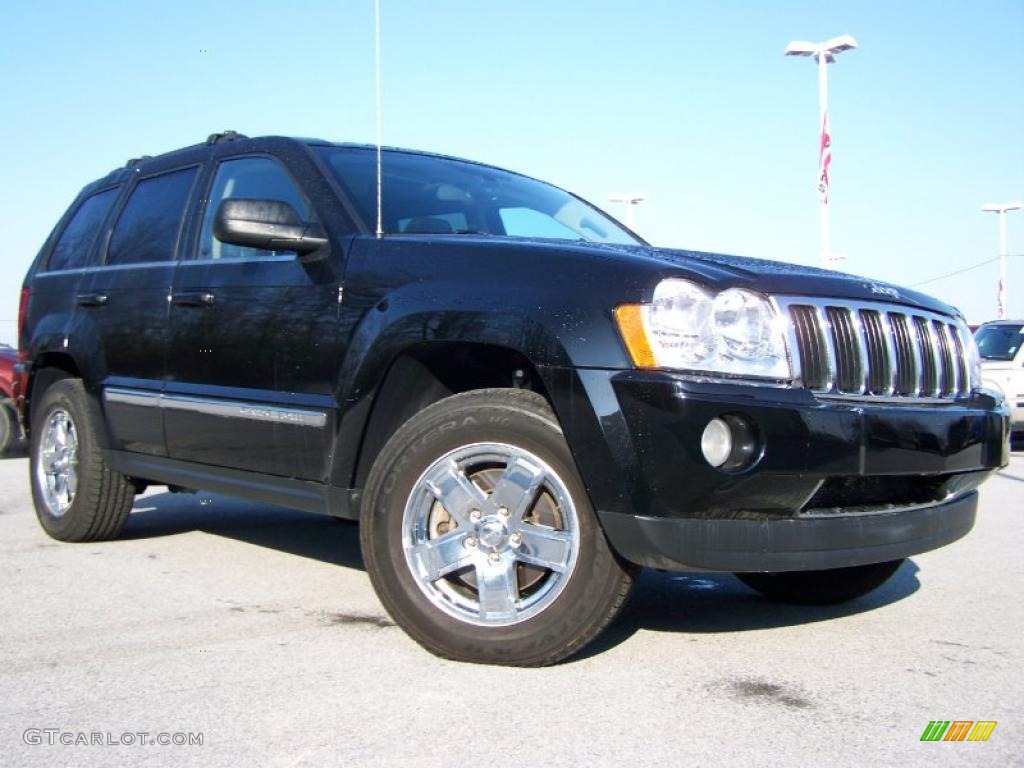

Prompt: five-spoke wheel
xmin=35 ymin=408 xmax=79 ymax=516
xmin=30 ymin=378 xmax=135 ymax=542
xmin=403 ymin=443 xmax=579 ymax=625
xmin=361 ymin=389 xmax=636 ymax=666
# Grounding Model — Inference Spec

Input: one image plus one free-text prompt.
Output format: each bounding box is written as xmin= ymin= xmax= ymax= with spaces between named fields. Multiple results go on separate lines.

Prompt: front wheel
xmin=735 ymin=559 xmax=905 ymax=605
xmin=360 ymin=389 xmax=636 ymax=666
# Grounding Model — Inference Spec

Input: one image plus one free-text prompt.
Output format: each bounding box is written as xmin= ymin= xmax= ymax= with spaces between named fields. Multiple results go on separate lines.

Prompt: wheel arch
xmin=343 ymin=341 xmax=553 ymax=491
xmin=24 ymin=354 xmax=81 ymax=435
xmin=24 ymin=354 xmax=115 ymax=452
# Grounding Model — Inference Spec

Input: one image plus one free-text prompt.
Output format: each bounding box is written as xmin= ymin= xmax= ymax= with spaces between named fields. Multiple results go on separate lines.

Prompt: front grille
xmin=804 ymin=475 xmax=951 ymax=511
xmin=777 ymin=297 xmax=970 ymax=401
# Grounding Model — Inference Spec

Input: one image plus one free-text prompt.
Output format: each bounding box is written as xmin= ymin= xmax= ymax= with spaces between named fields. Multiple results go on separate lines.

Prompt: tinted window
xmin=318 ymin=147 xmax=640 ymax=245
xmin=197 ymin=157 xmax=313 ymax=260
xmin=974 ymin=324 xmax=1023 ymax=361
xmin=47 ymin=187 xmax=119 ymax=271
xmin=397 ymin=212 xmax=467 ymax=234
xmin=107 ymin=167 xmax=197 ymax=265
xmin=500 ymin=207 xmax=580 ymax=239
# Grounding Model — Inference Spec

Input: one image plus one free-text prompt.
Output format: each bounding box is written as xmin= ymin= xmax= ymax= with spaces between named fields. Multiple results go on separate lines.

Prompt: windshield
xmin=974 ymin=324 xmax=1023 ymax=361
xmin=316 ymin=147 xmax=641 ymax=245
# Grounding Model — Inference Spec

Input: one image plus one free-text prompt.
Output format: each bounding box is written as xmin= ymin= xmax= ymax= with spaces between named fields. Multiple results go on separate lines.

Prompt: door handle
xmin=76 ymin=293 xmax=108 ymax=307
xmin=170 ymin=291 xmax=215 ymax=307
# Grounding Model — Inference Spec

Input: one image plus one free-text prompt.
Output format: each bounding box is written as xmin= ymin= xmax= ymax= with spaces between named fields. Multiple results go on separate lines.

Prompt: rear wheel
xmin=360 ymin=389 xmax=636 ymax=666
xmin=735 ymin=559 xmax=905 ymax=605
xmin=0 ymin=398 xmax=17 ymax=455
xmin=30 ymin=379 xmax=134 ymax=542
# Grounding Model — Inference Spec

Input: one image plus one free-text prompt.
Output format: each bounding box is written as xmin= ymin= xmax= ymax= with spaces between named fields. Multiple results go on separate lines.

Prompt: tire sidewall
xmin=0 ymin=399 xmax=13 ymax=454
xmin=30 ymin=381 xmax=97 ymax=540
xmin=363 ymin=393 xmax=624 ymax=664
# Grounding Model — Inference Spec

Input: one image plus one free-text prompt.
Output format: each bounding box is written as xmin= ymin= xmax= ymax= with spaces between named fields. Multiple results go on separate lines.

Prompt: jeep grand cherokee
xmin=16 ymin=132 xmax=1009 ymax=665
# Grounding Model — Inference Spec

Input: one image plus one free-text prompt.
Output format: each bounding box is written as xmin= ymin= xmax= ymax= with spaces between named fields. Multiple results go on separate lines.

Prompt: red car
xmin=0 ymin=344 xmax=21 ymax=453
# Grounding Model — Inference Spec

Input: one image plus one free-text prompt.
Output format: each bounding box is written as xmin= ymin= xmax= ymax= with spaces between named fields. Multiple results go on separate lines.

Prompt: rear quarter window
xmin=46 ymin=187 xmax=120 ymax=271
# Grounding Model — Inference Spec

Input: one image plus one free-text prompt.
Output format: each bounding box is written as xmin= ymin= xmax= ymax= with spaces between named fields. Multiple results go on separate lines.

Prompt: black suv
xmin=17 ymin=132 xmax=1009 ymax=665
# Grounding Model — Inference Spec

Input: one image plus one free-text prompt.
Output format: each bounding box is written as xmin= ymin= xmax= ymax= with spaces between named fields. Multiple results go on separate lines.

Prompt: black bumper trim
xmin=598 ymin=491 xmax=977 ymax=572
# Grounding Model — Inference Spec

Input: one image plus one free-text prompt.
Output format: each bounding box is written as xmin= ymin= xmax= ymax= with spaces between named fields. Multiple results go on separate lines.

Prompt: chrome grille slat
xmin=859 ymin=310 xmax=891 ymax=395
xmin=889 ymin=313 xmax=917 ymax=396
xmin=932 ymin=320 xmax=956 ymax=397
xmin=914 ymin=317 xmax=939 ymax=397
xmin=850 ymin=310 xmax=872 ymax=394
xmin=825 ymin=306 xmax=862 ymax=393
xmin=814 ymin=305 xmax=837 ymax=391
xmin=789 ymin=306 xmax=826 ymax=389
xmin=878 ymin=312 xmax=898 ymax=396
xmin=776 ymin=297 xmax=970 ymax=403
xmin=949 ymin=326 xmax=968 ymax=397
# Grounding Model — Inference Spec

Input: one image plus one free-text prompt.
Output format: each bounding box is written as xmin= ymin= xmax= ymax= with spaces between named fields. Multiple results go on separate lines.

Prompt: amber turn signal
xmin=614 ymin=305 xmax=657 ymax=369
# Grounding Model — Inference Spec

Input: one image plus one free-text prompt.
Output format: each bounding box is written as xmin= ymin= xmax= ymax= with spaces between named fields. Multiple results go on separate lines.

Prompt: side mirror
xmin=213 ymin=198 xmax=328 ymax=260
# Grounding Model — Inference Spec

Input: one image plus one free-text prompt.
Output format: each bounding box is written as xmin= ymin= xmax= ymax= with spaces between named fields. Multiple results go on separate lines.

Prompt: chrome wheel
xmin=35 ymin=408 xmax=79 ymax=517
xmin=402 ymin=442 xmax=580 ymax=626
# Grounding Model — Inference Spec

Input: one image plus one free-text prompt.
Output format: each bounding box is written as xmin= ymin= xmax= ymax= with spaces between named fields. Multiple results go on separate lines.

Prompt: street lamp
xmin=982 ymin=202 xmax=1022 ymax=319
xmin=785 ymin=34 xmax=858 ymax=267
xmin=609 ymin=194 xmax=645 ymax=229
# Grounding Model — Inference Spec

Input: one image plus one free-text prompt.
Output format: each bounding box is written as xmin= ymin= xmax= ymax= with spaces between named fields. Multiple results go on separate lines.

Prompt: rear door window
xmin=106 ymin=167 xmax=198 ymax=265
xmin=47 ymin=187 xmax=120 ymax=271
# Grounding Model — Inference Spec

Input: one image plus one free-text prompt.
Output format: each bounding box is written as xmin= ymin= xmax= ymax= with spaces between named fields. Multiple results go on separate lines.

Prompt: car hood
xmin=397 ymin=234 xmax=961 ymax=318
xmin=596 ymin=243 xmax=960 ymax=317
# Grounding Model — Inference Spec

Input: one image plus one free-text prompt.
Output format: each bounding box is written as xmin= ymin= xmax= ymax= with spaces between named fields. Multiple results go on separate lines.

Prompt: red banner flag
xmin=817 ymin=111 xmax=831 ymax=203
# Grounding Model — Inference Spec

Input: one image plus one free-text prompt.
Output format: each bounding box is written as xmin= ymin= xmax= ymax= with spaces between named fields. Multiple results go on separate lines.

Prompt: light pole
xmin=785 ymin=35 xmax=858 ymax=267
xmin=982 ymin=202 xmax=1022 ymax=319
xmin=609 ymin=194 xmax=645 ymax=229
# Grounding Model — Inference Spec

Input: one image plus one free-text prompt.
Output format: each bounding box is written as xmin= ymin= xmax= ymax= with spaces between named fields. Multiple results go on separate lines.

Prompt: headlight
xmin=615 ymin=278 xmax=791 ymax=380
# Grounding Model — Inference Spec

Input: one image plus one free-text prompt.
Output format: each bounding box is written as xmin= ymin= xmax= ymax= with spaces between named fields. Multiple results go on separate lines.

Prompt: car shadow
xmin=121 ymin=490 xmax=921 ymax=656
xmin=122 ymin=491 xmax=364 ymax=571
xmin=573 ymin=560 xmax=921 ymax=661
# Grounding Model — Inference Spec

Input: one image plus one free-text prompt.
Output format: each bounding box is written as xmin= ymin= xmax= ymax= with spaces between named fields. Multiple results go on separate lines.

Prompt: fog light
xmin=701 ymin=418 xmax=733 ymax=468
xmin=700 ymin=414 xmax=761 ymax=471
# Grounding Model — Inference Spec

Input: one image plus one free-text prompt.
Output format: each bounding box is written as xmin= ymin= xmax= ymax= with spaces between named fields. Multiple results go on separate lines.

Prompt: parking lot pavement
xmin=0 ymin=448 xmax=1021 ymax=768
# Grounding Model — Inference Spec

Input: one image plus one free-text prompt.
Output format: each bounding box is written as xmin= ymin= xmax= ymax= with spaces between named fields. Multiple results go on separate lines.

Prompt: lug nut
xmin=509 ymin=532 xmax=522 ymax=547
xmin=465 ymin=537 xmax=477 ymax=549
xmin=470 ymin=510 xmax=482 ymax=521
xmin=489 ymin=552 xmax=501 ymax=563
xmin=498 ymin=507 xmax=509 ymax=518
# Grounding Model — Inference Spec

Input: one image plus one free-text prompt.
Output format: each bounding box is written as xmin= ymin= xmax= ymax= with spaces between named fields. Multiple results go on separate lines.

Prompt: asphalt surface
xmin=1 ymin=444 xmax=1021 ymax=768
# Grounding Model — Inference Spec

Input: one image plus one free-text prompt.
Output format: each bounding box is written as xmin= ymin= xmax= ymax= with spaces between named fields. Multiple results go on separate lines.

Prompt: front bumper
xmin=599 ymin=492 xmax=977 ymax=571
xmin=549 ymin=369 xmax=1010 ymax=572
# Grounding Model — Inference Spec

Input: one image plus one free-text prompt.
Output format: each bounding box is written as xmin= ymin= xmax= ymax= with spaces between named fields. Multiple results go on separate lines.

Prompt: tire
xmin=0 ymin=398 xmax=16 ymax=455
xmin=735 ymin=559 xmax=905 ymax=605
xmin=29 ymin=379 xmax=135 ymax=542
xmin=360 ymin=388 xmax=636 ymax=666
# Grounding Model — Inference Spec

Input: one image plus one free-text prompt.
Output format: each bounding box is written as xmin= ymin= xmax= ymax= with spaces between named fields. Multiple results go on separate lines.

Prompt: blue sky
xmin=1 ymin=0 xmax=1021 ymax=338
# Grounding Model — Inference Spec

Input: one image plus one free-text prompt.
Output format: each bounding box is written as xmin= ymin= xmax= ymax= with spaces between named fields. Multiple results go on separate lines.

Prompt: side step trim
xmin=105 ymin=450 xmax=359 ymax=519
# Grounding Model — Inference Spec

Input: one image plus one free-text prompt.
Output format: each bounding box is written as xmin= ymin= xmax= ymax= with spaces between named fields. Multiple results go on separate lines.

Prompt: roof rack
xmin=124 ymin=155 xmax=153 ymax=168
xmin=206 ymin=130 xmax=248 ymax=145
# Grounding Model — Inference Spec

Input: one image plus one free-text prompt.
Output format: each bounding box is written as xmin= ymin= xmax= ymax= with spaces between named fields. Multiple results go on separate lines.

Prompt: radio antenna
xmin=374 ymin=0 xmax=383 ymax=238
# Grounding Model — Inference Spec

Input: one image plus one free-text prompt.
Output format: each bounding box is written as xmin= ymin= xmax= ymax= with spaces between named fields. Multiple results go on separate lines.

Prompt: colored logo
xmin=920 ymin=721 xmax=997 ymax=742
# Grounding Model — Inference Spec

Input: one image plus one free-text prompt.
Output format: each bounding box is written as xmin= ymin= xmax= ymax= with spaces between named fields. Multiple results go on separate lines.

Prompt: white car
xmin=975 ymin=320 xmax=1024 ymax=434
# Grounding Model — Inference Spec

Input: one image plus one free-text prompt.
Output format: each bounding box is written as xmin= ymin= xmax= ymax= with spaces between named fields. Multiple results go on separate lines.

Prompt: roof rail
xmin=124 ymin=155 xmax=153 ymax=168
xmin=206 ymin=130 xmax=248 ymax=145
